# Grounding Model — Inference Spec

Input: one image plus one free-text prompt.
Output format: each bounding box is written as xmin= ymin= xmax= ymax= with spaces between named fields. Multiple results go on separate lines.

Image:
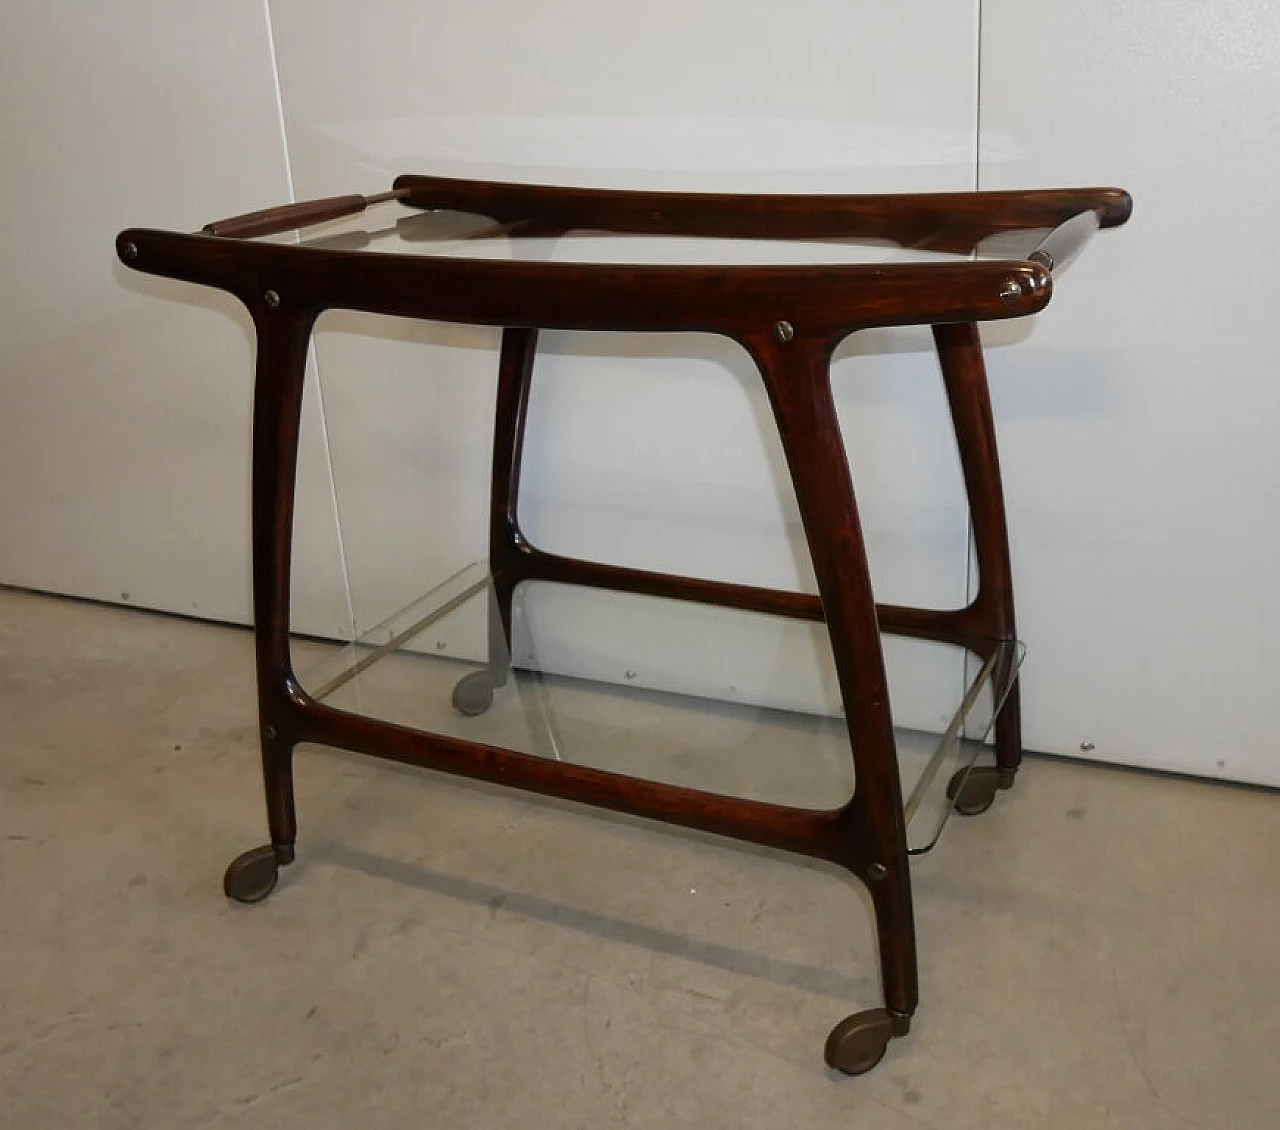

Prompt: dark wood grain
xmin=203 ymin=189 xmax=409 ymax=239
xmin=247 ymin=303 xmax=317 ymax=853
xmin=744 ymin=329 xmax=917 ymax=1017
xmin=288 ymin=696 xmax=847 ymax=862
xmin=118 ymin=228 xmax=1052 ymax=336
xmin=497 ymin=546 xmax=999 ymax=648
xmin=393 ymin=173 xmax=1131 ymax=252
xmin=485 ymin=326 xmax=540 ymax=688
xmin=115 ymin=174 xmax=1130 ymax=1073
xmin=933 ymin=321 xmax=1023 ymax=781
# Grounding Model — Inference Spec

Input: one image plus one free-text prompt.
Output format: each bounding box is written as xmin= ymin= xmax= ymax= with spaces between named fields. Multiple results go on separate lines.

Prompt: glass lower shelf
xmin=299 ymin=562 xmax=1023 ymax=855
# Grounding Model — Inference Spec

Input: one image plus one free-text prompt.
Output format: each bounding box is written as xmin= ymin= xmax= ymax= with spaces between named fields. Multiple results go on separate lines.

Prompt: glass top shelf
xmin=297 ymin=563 xmax=1022 ymax=856
xmin=293 ymin=204 xmax=1057 ymax=270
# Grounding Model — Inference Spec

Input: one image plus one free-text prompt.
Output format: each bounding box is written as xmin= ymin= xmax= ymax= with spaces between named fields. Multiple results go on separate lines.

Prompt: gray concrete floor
xmin=2 ymin=587 xmax=1277 ymax=1129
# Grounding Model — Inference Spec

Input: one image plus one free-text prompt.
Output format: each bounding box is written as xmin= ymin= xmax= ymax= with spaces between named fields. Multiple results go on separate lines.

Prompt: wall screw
xmin=1079 ymin=741 xmax=1096 ymax=752
xmin=773 ymin=320 xmax=795 ymax=343
xmin=264 ymin=289 xmax=281 ymax=308
xmin=625 ymin=670 xmax=637 ymax=680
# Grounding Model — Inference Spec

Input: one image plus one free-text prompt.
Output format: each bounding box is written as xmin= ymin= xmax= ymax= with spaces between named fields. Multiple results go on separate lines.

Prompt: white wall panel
xmin=980 ymin=2 xmax=1280 ymax=783
xmin=268 ymin=0 xmax=982 ymax=720
xmin=0 ymin=2 xmax=350 ymax=637
xmin=4 ymin=2 xmax=1267 ymax=780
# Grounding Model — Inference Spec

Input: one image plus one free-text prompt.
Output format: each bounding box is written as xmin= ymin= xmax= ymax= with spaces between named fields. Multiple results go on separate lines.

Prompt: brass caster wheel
xmin=946 ymin=764 xmax=1001 ymax=816
xmin=824 ymin=1009 xmax=909 ymax=1076
xmin=451 ymin=669 xmax=496 ymax=717
xmin=223 ymin=844 xmax=285 ymax=904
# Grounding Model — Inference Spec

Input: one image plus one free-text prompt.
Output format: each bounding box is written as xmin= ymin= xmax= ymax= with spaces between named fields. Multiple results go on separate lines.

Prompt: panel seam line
xmin=262 ymin=0 xmax=358 ymax=641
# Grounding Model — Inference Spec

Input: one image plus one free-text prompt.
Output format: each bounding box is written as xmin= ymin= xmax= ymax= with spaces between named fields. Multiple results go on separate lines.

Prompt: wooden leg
xmin=748 ymin=330 xmax=917 ymax=1072
xmin=933 ymin=322 xmax=1023 ymax=784
xmin=224 ymin=302 xmax=315 ymax=903
xmin=452 ymin=327 xmax=539 ymax=717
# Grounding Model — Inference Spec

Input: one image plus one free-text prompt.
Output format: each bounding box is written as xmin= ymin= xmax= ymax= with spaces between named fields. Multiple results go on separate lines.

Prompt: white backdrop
xmin=2 ymin=1 xmax=1277 ymax=785
xmin=271 ymin=0 xmax=979 ymax=728
xmin=0 ymin=2 xmax=350 ymax=638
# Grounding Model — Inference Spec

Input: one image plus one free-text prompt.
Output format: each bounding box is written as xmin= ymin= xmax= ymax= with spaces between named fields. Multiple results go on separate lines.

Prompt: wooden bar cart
xmin=116 ymin=175 xmax=1130 ymax=1075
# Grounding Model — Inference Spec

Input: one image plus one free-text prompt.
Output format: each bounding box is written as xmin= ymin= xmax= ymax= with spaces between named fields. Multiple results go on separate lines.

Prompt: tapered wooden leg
xmin=933 ymin=322 xmax=1023 ymax=784
xmin=225 ymin=300 xmax=316 ymax=902
xmin=452 ymin=327 xmax=539 ymax=717
xmin=748 ymin=330 xmax=917 ymax=1071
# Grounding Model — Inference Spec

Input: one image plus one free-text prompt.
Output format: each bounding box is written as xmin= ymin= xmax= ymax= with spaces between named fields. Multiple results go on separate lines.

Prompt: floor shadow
xmin=305 ymin=838 xmax=875 ymax=1002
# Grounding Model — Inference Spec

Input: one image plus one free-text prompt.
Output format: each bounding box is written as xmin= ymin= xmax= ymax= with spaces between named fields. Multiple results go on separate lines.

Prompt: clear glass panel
xmin=297 ymin=563 xmax=1022 ymax=855
xmin=902 ymin=636 xmax=1024 ymax=853
xmin=296 ymin=202 xmax=1052 ymax=266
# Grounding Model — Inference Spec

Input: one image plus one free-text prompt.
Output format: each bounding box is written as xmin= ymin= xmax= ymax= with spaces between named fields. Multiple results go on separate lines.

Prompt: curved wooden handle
xmin=203 ymin=189 xmax=407 ymax=239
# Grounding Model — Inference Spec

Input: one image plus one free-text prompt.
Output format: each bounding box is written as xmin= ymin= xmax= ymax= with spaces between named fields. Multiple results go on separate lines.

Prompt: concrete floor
xmin=2 ymin=587 xmax=1277 ymax=1129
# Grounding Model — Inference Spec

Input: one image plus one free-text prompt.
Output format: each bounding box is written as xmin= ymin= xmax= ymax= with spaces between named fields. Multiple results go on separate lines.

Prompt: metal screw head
xmin=1079 ymin=741 xmax=1096 ymax=752
xmin=625 ymin=670 xmax=637 ymax=680
xmin=264 ymin=289 xmax=281 ymax=308
xmin=773 ymin=320 xmax=795 ymax=343
xmin=867 ymin=862 xmax=888 ymax=882
xmin=122 ymin=241 xmax=139 ymax=262
xmin=263 ymin=724 xmax=278 ymax=740
xmin=999 ymin=277 xmax=1022 ymax=305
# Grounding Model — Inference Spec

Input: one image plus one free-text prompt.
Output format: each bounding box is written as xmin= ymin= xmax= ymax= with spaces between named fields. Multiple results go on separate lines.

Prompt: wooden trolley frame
xmin=117 ymin=175 xmax=1130 ymax=1074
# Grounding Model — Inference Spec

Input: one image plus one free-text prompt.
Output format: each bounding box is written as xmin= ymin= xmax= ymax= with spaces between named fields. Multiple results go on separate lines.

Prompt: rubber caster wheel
xmin=946 ymin=765 xmax=1001 ymax=816
xmin=223 ymin=845 xmax=282 ymax=904
xmin=824 ymin=1009 xmax=909 ymax=1076
xmin=451 ymin=669 xmax=496 ymax=717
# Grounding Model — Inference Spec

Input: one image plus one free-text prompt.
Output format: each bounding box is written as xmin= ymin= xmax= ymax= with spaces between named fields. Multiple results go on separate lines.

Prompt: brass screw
xmin=999 ymin=277 xmax=1022 ymax=305
xmin=264 ymin=289 xmax=281 ymax=308
xmin=773 ymin=320 xmax=795 ymax=343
